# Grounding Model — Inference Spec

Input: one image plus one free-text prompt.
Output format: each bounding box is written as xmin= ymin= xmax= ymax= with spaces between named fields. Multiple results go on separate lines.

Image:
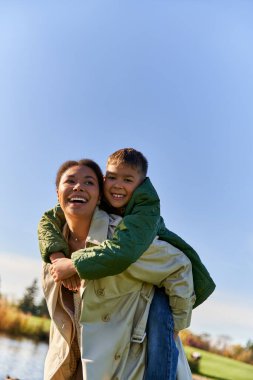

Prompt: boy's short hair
xmin=107 ymin=148 xmax=148 ymax=178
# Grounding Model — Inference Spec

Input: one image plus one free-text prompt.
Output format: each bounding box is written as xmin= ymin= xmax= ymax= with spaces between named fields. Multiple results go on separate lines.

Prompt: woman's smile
xmin=68 ymin=195 xmax=88 ymax=206
xmin=57 ymin=165 xmax=100 ymax=217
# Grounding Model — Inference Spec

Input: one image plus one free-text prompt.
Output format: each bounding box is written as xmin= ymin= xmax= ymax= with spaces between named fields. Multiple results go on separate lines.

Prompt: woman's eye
xmin=84 ymin=181 xmax=94 ymax=185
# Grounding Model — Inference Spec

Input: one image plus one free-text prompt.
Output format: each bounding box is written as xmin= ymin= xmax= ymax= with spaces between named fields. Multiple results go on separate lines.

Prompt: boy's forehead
xmin=106 ymin=163 xmax=141 ymax=176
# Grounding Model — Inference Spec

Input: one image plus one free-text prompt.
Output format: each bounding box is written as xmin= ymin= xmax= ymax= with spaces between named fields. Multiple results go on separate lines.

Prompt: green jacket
xmin=38 ymin=178 xmax=215 ymax=308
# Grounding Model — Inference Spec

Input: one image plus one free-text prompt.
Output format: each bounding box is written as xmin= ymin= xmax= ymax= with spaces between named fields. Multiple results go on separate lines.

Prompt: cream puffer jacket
xmin=43 ymin=208 xmax=195 ymax=380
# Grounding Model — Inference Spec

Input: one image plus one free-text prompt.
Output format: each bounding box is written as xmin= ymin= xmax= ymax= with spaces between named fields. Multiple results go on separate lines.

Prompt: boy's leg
xmin=145 ymin=287 xmax=178 ymax=380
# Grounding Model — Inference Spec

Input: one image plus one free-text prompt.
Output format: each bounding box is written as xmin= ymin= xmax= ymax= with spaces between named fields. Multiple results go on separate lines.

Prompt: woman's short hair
xmin=55 ymin=159 xmax=104 ymax=194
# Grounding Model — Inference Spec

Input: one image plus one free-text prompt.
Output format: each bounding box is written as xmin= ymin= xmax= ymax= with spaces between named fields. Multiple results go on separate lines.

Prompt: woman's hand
xmin=50 ymin=258 xmax=77 ymax=282
xmin=50 ymin=251 xmax=65 ymax=263
xmin=62 ymin=274 xmax=81 ymax=291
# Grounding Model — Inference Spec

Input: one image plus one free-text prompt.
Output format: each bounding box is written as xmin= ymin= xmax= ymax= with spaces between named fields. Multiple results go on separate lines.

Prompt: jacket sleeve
xmin=158 ymin=217 xmax=216 ymax=308
xmin=127 ymin=239 xmax=196 ymax=331
xmin=38 ymin=205 xmax=69 ymax=263
xmin=72 ymin=177 xmax=161 ymax=279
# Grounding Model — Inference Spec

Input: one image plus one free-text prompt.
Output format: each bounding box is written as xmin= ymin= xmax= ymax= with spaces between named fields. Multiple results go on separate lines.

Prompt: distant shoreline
xmin=0 ymin=299 xmax=50 ymax=342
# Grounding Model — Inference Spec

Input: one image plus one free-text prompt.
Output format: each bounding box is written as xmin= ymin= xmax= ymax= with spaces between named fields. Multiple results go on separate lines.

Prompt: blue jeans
xmin=145 ymin=287 xmax=178 ymax=380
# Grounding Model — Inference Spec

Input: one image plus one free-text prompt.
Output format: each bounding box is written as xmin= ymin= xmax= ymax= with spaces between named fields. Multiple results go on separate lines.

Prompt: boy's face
xmin=104 ymin=163 xmax=144 ymax=209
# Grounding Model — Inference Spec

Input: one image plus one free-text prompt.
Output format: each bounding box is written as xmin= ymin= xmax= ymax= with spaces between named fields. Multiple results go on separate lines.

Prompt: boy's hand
xmin=50 ymin=257 xmax=77 ymax=282
xmin=62 ymin=274 xmax=81 ymax=292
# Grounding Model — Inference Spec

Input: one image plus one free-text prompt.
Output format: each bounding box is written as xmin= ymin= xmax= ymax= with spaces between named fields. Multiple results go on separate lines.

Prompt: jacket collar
xmin=85 ymin=207 xmax=110 ymax=245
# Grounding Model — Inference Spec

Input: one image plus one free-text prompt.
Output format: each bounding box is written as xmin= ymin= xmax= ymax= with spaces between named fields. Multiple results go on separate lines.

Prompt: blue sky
xmin=0 ymin=1 xmax=252 ymax=345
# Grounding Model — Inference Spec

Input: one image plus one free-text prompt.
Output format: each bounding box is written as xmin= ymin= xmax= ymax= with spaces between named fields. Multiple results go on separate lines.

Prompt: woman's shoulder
xmin=90 ymin=208 xmax=122 ymax=240
xmin=92 ymin=208 xmax=122 ymax=225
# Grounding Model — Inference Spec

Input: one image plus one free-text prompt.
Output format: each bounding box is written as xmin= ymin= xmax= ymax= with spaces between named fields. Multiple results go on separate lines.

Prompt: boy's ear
xmin=56 ymin=189 xmax=59 ymax=202
xmin=103 ymin=175 xmax=106 ymax=182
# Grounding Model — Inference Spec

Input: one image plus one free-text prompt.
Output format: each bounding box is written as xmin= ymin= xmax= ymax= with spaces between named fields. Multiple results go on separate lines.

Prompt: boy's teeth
xmin=112 ymin=194 xmax=124 ymax=198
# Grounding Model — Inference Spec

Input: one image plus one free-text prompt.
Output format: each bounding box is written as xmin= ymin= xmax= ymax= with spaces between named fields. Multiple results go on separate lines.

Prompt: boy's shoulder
xmin=109 ymin=213 xmax=122 ymax=226
xmin=107 ymin=213 xmax=122 ymax=239
xmin=125 ymin=177 xmax=160 ymax=215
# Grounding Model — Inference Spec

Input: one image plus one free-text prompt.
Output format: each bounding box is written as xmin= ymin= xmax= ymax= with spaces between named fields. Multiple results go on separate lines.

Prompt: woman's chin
xmin=65 ymin=203 xmax=96 ymax=218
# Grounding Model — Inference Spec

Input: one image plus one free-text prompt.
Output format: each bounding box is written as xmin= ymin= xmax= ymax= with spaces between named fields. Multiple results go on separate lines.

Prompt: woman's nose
xmin=73 ymin=183 xmax=84 ymax=191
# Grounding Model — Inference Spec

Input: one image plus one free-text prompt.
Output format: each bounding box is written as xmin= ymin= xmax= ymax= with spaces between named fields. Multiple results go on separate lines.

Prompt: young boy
xmin=38 ymin=148 xmax=215 ymax=379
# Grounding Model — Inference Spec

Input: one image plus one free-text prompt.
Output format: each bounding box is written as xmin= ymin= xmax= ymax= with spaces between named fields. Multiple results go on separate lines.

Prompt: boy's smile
xmin=104 ymin=164 xmax=144 ymax=209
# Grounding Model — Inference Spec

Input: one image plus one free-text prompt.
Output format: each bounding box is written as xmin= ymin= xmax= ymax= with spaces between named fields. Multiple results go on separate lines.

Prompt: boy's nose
xmin=113 ymin=181 xmax=123 ymax=189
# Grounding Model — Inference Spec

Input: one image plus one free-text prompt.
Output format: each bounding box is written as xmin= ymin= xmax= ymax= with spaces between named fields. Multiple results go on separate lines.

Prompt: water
xmin=0 ymin=335 xmax=48 ymax=380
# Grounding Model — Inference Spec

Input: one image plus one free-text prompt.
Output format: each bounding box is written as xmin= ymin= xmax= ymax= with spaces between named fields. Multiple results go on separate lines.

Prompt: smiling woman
xmin=42 ymin=159 xmax=104 ymax=380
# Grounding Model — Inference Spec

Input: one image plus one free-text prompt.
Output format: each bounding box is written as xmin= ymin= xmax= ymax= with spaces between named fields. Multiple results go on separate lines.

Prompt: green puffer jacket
xmin=38 ymin=178 xmax=215 ymax=308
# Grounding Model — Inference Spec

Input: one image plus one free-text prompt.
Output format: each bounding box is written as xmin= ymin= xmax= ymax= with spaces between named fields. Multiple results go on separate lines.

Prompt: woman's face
xmin=57 ymin=165 xmax=100 ymax=219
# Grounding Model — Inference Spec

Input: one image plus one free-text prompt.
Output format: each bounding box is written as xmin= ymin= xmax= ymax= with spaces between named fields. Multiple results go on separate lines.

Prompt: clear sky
xmin=0 ymin=1 xmax=252 ymax=346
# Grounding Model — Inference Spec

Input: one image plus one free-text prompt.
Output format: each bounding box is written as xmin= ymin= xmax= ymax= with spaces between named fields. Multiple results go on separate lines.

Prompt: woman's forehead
xmin=62 ymin=165 xmax=97 ymax=179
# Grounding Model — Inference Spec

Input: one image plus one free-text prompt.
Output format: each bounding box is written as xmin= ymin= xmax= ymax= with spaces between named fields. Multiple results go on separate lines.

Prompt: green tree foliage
xmin=18 ymin=278 xmax=49 ymax=317
xmin=36 ymin=297 xmax=50 ymax=318
xmin=18 ymin=279 xmax=39 ymax=315
xmin=246 ymin=340 xmax=253 ymax=351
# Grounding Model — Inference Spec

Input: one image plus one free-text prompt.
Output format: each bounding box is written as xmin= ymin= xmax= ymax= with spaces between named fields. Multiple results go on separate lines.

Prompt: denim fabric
xmin=145 ymin=287 xmax=178 ymax=380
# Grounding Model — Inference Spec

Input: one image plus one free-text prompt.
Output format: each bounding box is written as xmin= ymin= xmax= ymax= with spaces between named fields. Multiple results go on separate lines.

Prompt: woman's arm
xmin=126 ymin=239 xmax=196 ymax=332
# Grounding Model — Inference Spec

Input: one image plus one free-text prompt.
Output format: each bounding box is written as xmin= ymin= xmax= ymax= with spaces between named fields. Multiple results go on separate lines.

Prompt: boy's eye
xmin=106 ymin=175 xmax=116 ymax=180
xmin=124 ymin=178 xmax=133 ymax=183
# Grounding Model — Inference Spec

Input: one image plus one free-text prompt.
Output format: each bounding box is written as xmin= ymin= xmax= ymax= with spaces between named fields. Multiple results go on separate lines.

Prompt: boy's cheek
xmin=103 ymin=181 xmax=110 ymax=195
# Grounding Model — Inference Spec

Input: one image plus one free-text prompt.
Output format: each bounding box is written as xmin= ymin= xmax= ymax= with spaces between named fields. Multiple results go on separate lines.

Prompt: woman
xmin=43 ymin=159 xmax=194 ymax=380
xmin=42 ymin=159 xmax=103 ymax=380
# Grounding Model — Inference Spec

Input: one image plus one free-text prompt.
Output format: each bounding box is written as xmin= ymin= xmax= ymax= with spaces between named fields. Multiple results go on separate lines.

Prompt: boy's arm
xmin=38 ymin=178 xmax=161 ymax=274
xmin=38 ymin=204 xmax=69 ymax=263
xmin=158 ymin=217 xmax=216 ymax=308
